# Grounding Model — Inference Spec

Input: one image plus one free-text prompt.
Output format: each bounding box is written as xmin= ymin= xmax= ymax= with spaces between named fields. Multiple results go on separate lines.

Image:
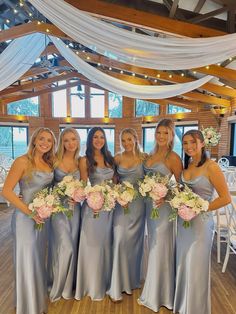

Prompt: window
xmin=52 ymin=81 xmax=67 ymax=117
xmin=231 ymin=123 xmax=236 ymax=156
xmin=0 ymin=125 xmax=28 ymax=159
xmin=90 ymin=88 xmax=105 ymax=118
xmin=70 ymin=86 xmax=85 ymax=118
xmin=168 ymin=104 xmax=191 ymax=114
xmin=136 ymin=99 xmax=159 ymax=117
xmin=143 ymin=127 xmax=155 ymax=153
xmin=108 ymin=92 xmax=122 ymax=118
xmin=7 ymin=97 xmax=39 ymax=116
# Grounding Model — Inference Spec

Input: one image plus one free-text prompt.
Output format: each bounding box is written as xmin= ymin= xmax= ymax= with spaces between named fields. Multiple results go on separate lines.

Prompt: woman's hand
xmin=32 ymin=214 xmax=45 ymax=225
xmin=155 ymin=198 xmax=164 ymax=207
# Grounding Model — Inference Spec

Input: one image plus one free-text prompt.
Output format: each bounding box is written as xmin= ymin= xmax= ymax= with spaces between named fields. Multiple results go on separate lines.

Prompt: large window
xmin=70 ymin=86 xmax=85 ymax=117
xmin=136 ymin=99 xmax=159 ymax=117
xmin=231 ymin=123 xmax=236 ymax=156
xmin=143 ymin=127 xmax=156 ymax=153
xmin=52 ymin=81 xmax=67 ymax=117
xmin=0 ymin=125 xmax=28 ymax=159
xmin=7 ymin=97 xmax=39 ymax=116
xmin=108 ymin=92 xmax=122 ymax=118
xmin=168 ymin=104 xmax=191 ymax=114
xmin=90 ymin=88 xmax=105 ymax=118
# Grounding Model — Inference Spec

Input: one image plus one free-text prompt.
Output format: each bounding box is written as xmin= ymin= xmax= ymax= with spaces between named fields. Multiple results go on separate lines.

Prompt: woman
xmin=48 ymin=127 xmax=81 ymax=302
xmin=2 ymin=127 xmax=56 ymax=314
xmin=75 ymin=127 xmax=116 ymax=301
xmin=107 ymin=128 xmax=146 ymax=301
xmin=138 ymin=118 xmax=182 ymax=312
xmin=173 ymin=129 xmax=231 ymax=314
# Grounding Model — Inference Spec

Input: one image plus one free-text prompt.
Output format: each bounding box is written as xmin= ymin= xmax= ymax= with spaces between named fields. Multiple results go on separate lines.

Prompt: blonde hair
xmin=120 ymin=128 xmax=145 ymax=160
xmin=55 ymin=128 xmax=80 ymax=168
xmin=154 ymin=119 xmax=175 ymax=156
xmin=26 ymin=127 xmax=56 ymax=174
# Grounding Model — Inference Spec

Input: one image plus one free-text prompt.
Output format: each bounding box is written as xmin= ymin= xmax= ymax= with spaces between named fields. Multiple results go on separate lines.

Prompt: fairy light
xmin=86 ymin=56 xmax=90 ymax=60
xmin=109 ymin=67 xmax=112 ymax=70
xmin=205 ymin=65 xmax=209 ymax=69
xmin=157 ymin=74 xmax=160 ymax=78
xmin=144 ymin=75 xmax=148 ymax=78
xmin=37 ymin=21 xmax=41 ymax=25
xmin=13 ymin=9 xmax=18 ymax=13
xmin=46 ymin=28 xmax=50 ymax=33
xmin=229 ymin=57 xmax=233 ymax=61
xmin=76 ymin=51 xmax=79 ymax=55
xmin=169 ymin=74 xmax=173 ymax=78
xmin=193 ymin=71 xmax=197 ymax=74
xmin=120 ymin=70 xmax=124 ymax=74
xmin=29 ymin=12 xmax=33 ymax=17
xmin=6 ymin=19 xmax=10 ymax=24
xmin=97 ymin=63 xmax=101 ymax=66
xmin=181 ymin=73 xmax=185 ymax=77
xmin=19 ymin=2 xmax=24 ymax=7
xmin=132 ymin=73 xmax=135 ymax=76
xmin=154 ymin=79 xmax=157 ymax=83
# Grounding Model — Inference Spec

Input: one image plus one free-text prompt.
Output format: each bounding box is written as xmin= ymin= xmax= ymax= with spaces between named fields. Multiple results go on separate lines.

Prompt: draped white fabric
xmin=0 ymin=33 xmax=48 ymax=92
xmin=30 ymin=0 xmax=236 ymax=70
xmin=51 ymin=36 xmax=212 ymax=99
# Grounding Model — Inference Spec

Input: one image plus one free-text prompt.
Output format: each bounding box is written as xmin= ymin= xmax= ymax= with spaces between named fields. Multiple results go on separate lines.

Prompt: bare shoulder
xmin=114 ymin=153 xmax=122 ymax=164
xmin=207 ymin=159 xmax=221 ymax=173
xmin=12 ymin=155 xmax=28 ymax=169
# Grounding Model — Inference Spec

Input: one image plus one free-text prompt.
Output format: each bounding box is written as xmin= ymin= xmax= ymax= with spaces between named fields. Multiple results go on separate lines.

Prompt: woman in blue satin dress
xmin=2 ymin=127 xmax=56 ymax=314
xmin=173 ymin=130 xmax=231 ymax=314
xmin=138 ymin=119 xmax=182 ymax=312
xmin=48 ymin=127 xmax=81 ymax=302
xmin=75 ymin=127 xmax=116 ymax=301
xmin=107 ymin=128 xmax=146 ymax=301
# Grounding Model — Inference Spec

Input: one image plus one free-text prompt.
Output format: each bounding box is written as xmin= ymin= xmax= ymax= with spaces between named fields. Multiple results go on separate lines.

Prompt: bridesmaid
xmin=75 ymin=126 xmax=116 ymax=301
xmin=173 ymin=129 xmax=231 ymax=314
xmin=48 ymin=127 xmax=81 ymax=301
xmin=2 ymin=127 xmax=56 ymax=314
xmin=107 ymin=128 xmax=146 ymax=301
xmin=138 ymin=118 xmax=182 ymax=312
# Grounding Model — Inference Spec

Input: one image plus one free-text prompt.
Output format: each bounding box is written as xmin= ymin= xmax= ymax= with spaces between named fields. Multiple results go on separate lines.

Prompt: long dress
xmin=75 ymin=167 xmax=114 ymax=301
xmin=47 ymin=168 xmax=81 ymax=302
xmin=107 ymin=164 xmax=146 ymax=301
xmin=138 ymin=163 xmax=175 ymax=312
xmin=11 ymin=170 xmax=53 ymax=314
xmin=173 ymin=174 xmax=215 ymax=314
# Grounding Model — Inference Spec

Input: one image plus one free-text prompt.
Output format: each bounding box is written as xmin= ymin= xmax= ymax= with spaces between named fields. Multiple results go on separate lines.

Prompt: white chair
xmin=218 ymin=157 xmax=230 ymax=170
xmin=0 ymin=165 xmax=9 ymax=206
xmin=222 ymin=202 xmax=236 ymax=273
xmin=0 ymin=154 xmax=13 ymax=170
xmin=214 ymin=207 xmax=229 ymax=263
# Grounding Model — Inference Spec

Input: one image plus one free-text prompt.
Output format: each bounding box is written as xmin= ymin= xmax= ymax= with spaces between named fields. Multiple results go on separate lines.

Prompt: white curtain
xmin=0 ymin=33 xmax=48 ymax=92
xmin=51 ymin=36 xmax=212 ymax=99
xmin=30 ymin=0 xmax=236 ymax=70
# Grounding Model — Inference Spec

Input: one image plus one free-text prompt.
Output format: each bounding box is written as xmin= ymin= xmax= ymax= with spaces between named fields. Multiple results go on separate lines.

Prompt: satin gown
xmin=11 ymin=170 xmax=53 ymax=314
xmin=173 ymin=174 xmax=215 ymax=314
xmin=138 ymin=163 xmax=175 ymax=312
xmin=48 ymin=168 xmax=81 ymax=302
xmin=75 ymin=167 xmax=114 ymax=301
xmin=107 ymin=164 xmax=146 ymax=301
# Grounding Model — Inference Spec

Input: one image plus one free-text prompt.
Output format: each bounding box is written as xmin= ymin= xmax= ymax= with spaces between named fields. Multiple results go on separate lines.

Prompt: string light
xmin=46 ymin=28 xmax=50 ymax=33
xmin=144 ymin=75 xmax=148 ymax=78
xmin=154 ymin=79 xmax=157 ymax=83
xmin=76 ymin=51 xmax=79 ymax=55
xmin=205 ymin=65 xmax=209 ymax=69
xmin=120 ymin=70 xmax=124 ymax=74
xmin=132 ymin=73 xmax=135 ymax=76
xmin=169 ymin=74 xmax=173 ymax=78
xmin=19 ymin=2 xmax=24 ymax=7
xmin=6 ymin=19 xmax=10 ymax=23
xmin=109 ymin=67 xmax=112 ymax=70
xmin=29 ymin=12 xmax=33 ymax=17
xmin=37 ymin=21 xmax=41 ymax=25
xmin=97 ymin=63 xmax=101 ymax=66
xmin=157 ymin=74 xmax=160 ymax=78
xmin=193 ymin=71 xmax=197 ymax=74
xmin=181 ymin=73 xmax=185 ymax=77
xmin=86 ymin=56 xmax=90 ymax=60
xmin=13 ymin=9 xmax=18 ymax=13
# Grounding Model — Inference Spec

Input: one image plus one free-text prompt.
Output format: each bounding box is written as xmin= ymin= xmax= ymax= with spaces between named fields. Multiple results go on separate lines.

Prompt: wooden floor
xmin=0 ymin=205 xmax=236 ymax=314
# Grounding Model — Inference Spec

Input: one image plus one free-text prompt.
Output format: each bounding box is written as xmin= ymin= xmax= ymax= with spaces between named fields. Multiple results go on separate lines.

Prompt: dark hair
xmin=154 ymin=118 xmax=175 ymax=156
xmin=86 ymin=127 xmax=115 ymax=173
xmin=182 ymin=129 xmax=207 ymax=169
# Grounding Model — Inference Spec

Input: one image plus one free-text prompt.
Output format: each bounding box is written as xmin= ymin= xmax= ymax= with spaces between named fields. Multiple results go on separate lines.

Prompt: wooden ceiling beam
xmin=194 ymin=0 xmax=207 ymax=13
xmin=189 ymin=7 xmax=228 ymax=24
xmin=195 ymin=64 xmax=236 ymax=81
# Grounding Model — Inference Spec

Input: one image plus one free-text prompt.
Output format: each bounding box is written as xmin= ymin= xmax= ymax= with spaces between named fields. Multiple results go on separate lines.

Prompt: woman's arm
xmin=79 ymin=156 xmax=88 ymax=182
xmin=207 ymin=162 xmax=231 ymax=211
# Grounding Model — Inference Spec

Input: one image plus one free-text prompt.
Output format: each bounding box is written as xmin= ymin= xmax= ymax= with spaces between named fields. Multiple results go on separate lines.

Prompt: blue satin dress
xmin=107 ymin=164 xmax=145 ymax=300
xmin=11 ymin=170 xmax=53 ymax=314
xmin=47 ymin=168 xmax=81 ymax=302
xmin=173 ymin=174 xmax=215 ymax=314
xmin=75 ymin=167 xmax=114 ymax=301
xmin=138 ymin=163 xmax=175 ymax=312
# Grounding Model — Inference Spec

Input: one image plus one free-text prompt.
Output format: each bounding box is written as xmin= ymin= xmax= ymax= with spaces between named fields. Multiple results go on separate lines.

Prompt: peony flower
xmin=37 ymin=205 xmax=53 ymax=219
xmin=87 ymin=191 xmax=104 ymax=212
xmin=72 ymin=187 xmax=86 ymax=202
xmin=178 ymin=204 xmax=197 ymax=221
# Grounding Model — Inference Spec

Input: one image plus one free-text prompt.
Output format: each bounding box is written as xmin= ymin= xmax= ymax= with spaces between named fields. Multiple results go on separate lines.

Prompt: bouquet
xmin=28 ymin=187 xmax=67 ymax=230
xmin=85 ymin=180 xmax=117 ymax=218
xmin=114 ymin=181 xmax=137 ymax=214
xmin=56 ymin=175 xmax=86 ymax=202
xmin=169 ymin=184 xmax=209 ymax=228
xmin=138 ymin=173 xmax=170 ymax=219
xmin=201 ymin=126 xmax=221 ymax=148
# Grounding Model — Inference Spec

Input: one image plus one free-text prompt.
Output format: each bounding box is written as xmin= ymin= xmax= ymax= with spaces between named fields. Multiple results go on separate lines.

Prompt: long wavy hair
xmin=119 ymin=128 xmax=145 ymax=160
xmin=86 ymin=127 xmax=115 ymax=174
xmin=153 ymin=118 xmax=175 ymax=156
xmin=26 ymin=127 xmax=56 ymax=174
xmin=55 ymin=128 xmax=80 ymax=168
xmin=183 ymin=129 xmax=207 ymax=169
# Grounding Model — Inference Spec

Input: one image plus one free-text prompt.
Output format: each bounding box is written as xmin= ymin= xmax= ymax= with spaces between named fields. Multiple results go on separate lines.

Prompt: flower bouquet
xmin=114 ymin=181 xmax=137 ymax=214
xmin=138 ymin=173 xmax=170 ymax=219
xmin=201 ymin=126 xmax=221 ymax=149
xmin=85 ymin=180 xmax=117 ymax=218
xmin=28 ymin=187 xmax=67 ymax=230
xmin=169 ymin=184 xmax=209 ymax=228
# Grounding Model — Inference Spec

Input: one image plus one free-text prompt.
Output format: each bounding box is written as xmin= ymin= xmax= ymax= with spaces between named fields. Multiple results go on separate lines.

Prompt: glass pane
xmin=104 ymin=128 xmax=115 ymax=155
xmin=136 ymin=99 xmax=159 ymax=117
xmin=174 ymin=125 xmax=198 ymax=158
xmin=108 ymin=92 xmax=122 ymax=118
xmin=90 ymin=88 xmax=104 ymax=118
xmin=233 ymin=124 xmax=236 ymax=155
xmin=70 ymin=86 xmax=85 ymax=117
xmin=52 ymin=89 xmax=67 ymax=117
xmin=168 ymin=104 xmax=191 ymax=114
xmin=0 ymin=126 xmax=13 ymax=157
xmin=13 ymin=127 xmax=28 ymax=158
xmin=7 ymin=97 xmax=39 ymax=116
xmin=75 ymin=128 xmax=88 ymax=156
xmin=143 ymin=127 xmax=155 ymax=153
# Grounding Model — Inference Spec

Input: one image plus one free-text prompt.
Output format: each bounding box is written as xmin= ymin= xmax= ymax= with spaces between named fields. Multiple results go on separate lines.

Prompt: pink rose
xmin=87 ymin=191 xmax=104 ymax=212
xmin=151 ymin=183 xmax=168 ymax=200
xmin=178 ymin=204 xmax=197 ymax=221
xmin=37 ymin=205 xmax=53 ymax=219
xmin=72 ymin=187 xmax=86 ymax=202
